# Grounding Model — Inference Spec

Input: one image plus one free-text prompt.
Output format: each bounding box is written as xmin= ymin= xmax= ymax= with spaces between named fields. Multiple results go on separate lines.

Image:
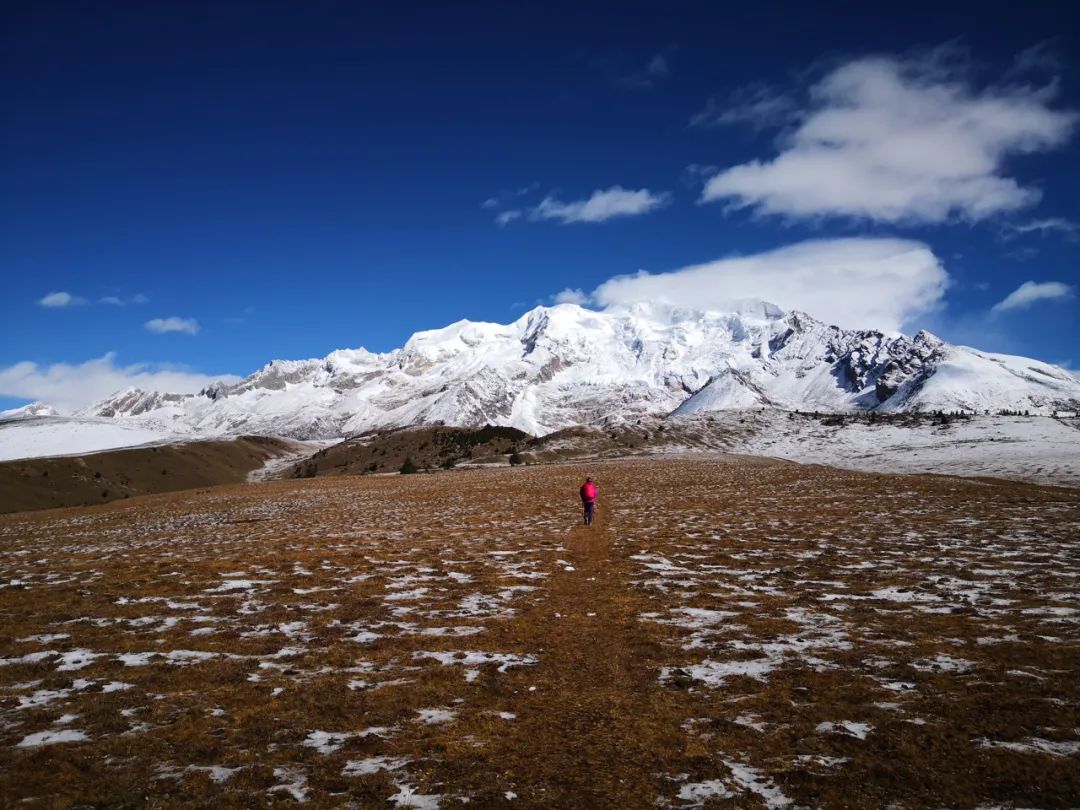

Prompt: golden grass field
xmin=1 ymin=456 xmax=1078 ymax=807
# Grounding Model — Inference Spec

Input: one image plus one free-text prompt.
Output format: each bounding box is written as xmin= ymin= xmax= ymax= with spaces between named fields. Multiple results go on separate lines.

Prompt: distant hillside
xmin=0 ymin=436 xmax=295 ymax=514
xmin=280 ymin=411 xmax=1080 ymax=488
xmin=289 ymin=424 xmax=530 ymax=478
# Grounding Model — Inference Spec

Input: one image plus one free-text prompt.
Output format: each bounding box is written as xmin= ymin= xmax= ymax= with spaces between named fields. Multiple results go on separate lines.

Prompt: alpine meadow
xmin=2 ymin=2 xmax=1079 ymax=807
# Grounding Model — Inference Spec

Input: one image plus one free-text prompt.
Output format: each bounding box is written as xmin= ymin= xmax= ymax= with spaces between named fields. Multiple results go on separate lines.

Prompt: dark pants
xmin=583 ymin=501 xmax=596 ymax=525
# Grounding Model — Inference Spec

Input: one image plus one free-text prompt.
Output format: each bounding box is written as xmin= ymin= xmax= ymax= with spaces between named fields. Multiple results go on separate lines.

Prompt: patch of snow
xmin=977 ymin=737 xmax=1080 ymax=757
xmin=677 ymin=780 xmax=734 ymax=805
xmin=342 ymin=756 xmax=408 ymax=776
xmin=816 ymin=721 xmax=873 ymax=740
xmin=17 ymin=729 xmax=90 ymax=747
xmin=415 ymin=707 xmax=457 ymax=725
xmin=55 ymin=649 xmax=101 ymax=672
xmin=268 ymin=766 xmax=310 ymax=803
xmin=722 ymin=759 xmax=792 ymax=808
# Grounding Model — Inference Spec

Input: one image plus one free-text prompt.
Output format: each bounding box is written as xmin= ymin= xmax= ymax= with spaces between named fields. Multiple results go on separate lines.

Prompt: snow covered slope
xmin=722 ymin=412 xmax=1080 ymax=488
xmin=0 ymin=415 xmax=187 ymax=462
xmin=75 ymin=302 xmax=1080 ymax=440
xmin=1 ymin=402 xmax=60 ymax=419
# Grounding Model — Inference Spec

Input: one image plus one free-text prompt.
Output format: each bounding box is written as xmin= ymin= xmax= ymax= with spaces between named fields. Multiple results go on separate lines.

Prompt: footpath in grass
xmin=477 ymin=503 xmax=688 ymax=805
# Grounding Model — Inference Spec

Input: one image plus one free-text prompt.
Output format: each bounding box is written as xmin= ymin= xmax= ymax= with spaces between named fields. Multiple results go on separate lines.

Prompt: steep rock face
xmin=89 ymin=389 xmax=189 ymax=418
xmin=79 ymin=302 xmax=1080 ymax=438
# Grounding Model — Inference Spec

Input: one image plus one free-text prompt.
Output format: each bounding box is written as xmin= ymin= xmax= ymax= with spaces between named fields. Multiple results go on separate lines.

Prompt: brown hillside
xmin=284 ymin=418 xmax=748 ymax=480
xmin=289 ymin=424 xmax=530 ymax=477
xmin=0 ymin=436 xmax=295 ymax=514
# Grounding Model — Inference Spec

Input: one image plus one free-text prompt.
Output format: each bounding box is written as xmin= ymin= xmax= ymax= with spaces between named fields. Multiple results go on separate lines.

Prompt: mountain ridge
xmin=76 ymin=301 xmax=1080 ymax=439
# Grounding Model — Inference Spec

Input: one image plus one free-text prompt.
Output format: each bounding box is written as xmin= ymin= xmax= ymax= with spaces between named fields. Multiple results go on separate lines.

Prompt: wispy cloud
xmin=582 ymin=48 xmax=675 ymax=91
xmin=616 ymin=52 xmax=671 ymax=90
xmin=98 ymin=293 xmax=149 ymax=306
xmin=224 ymin=306 xmax=254 ymax=326
xmin=1004 ymin=247 xmax=1040 ymax=263
xmin=495 ymin=210 xmax=523 ymax=227
xmin=38 ymin=291 xmax=86 ymax=308
xmin=0 ymin=353 xmax=239 ymax=414
xmin=480 ymin=183 xmax=539 ymax=211
xmin=530 ymin=186 xmax=670 ymax=224
xmin=1001 ymin=217 xmax=1080 ymax=240
xmin=698 ymin=47 xmax=1078 ymax=223
xmin=589 ymin=237 xmax=949 ymax=333
xmin=38 ymin=291 xmax=148 ymax=308
xmin=691 ymin=83 xmax=796 ymax=129
xmin=1010 ymin=41 xmax=1064 ymax=75
xmin=681 ymin=164 xmax=719 ymax=187
xmin=991 ymin=280 xmax=1075 ymax=313
xmin=553 ymin=288 xmax=588 ymax=306
xmin=145 ymin=317 xmax=200 ymax=335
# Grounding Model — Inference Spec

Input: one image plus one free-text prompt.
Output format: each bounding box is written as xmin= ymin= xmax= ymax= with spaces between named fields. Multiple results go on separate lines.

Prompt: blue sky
xmin=2 ymin=1 xmax=1079 ymax=411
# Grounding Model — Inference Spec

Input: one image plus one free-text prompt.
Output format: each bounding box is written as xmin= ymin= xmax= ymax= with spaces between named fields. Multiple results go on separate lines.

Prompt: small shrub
xmin=399 ymin=457 xmax=418 ymax=475
xmin=509 ymin=451 xmax=523 ymax=466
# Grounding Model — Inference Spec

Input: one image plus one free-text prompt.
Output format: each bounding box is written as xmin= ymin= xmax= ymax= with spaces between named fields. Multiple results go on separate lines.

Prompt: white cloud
xmin=531 ymin=186 xmax=669 ymax=224
xmin=0 ymin=353 xmax=239 ymax=414
xmin=991 ymin=280 xmax=1075 ymax=313
xmin=38 ymin=292 xmax=85 ymax=308
xmin=592 ymin=237 xmax=948 ymax=332
xmin=495 ymin=210 xmax=522 ymax=227
xmin=553 ymin=288 xmax=588 ymax=305
xmin=145 ymin=317 xmax=200 ymax=335
xmin=700 ymin=50 xmax=1077 ymax=223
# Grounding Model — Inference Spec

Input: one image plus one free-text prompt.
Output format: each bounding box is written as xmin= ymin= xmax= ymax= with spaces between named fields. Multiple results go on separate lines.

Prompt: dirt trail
xmin=482 ymin=496 xmax=683 ymax=807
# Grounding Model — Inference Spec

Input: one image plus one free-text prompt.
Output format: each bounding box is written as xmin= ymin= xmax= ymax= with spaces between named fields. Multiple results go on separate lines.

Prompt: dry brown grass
xmin=0 ymin=436 xmax=294 ymax=514
xmin=293 ymin=425 xmax=530 ymax=478
xmin=0 ymin=457 xmax=1077 ymax=807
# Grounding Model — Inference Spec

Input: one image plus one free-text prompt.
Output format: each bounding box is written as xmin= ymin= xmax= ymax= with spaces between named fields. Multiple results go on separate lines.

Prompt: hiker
xmin=579 ymin=477 xmax=598 ymax=525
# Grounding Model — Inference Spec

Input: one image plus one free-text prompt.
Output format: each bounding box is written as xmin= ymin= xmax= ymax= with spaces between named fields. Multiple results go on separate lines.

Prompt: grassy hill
xmin=0 ymin=436 xmax=295 ymax=514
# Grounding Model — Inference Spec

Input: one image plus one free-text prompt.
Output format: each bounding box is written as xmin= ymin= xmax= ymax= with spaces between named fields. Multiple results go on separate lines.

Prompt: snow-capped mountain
xmin=0 ymin=402 xmax=60 ymax=419
xmin=79 ymin=302 xmax=1080 ymax=439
